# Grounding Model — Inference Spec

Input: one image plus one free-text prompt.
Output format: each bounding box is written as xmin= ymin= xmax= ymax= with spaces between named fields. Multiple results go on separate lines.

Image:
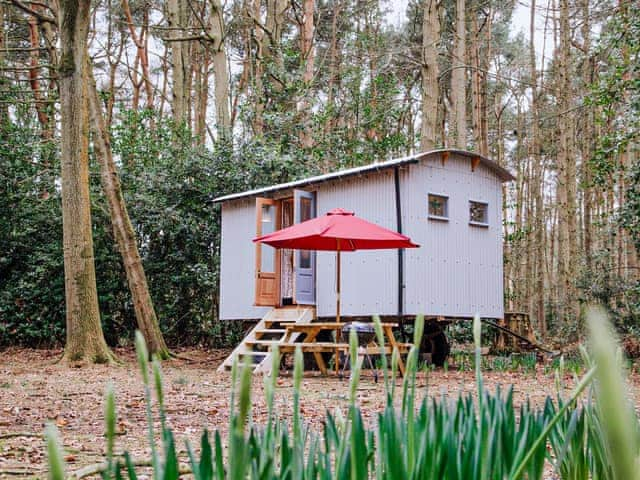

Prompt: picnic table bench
xmin=248 ymin=321 xmax=412 ymax=376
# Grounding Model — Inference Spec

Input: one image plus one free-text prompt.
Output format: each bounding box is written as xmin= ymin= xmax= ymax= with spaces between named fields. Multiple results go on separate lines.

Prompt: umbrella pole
xmin=335 ymin=240 xmax=341 ymax=376
xmin=336 ymin=239 xmax=341 ymax=324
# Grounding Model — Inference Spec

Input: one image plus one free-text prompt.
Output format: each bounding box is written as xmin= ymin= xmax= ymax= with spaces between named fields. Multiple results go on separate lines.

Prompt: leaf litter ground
xmin=2 ymin=347 xmax=640 ymax=478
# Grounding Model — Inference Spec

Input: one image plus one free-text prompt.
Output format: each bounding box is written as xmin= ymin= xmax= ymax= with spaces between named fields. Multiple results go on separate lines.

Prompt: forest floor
xmin=2 ymin=347 xmax=640 ymax=479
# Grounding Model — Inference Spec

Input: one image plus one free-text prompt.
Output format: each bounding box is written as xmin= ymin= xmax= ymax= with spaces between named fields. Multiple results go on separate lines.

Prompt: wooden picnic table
xmin=281 ymin=322 xmax=409 ymax=376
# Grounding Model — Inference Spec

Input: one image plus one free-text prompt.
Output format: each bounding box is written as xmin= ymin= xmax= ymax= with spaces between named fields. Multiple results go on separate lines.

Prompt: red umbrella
xmin=253 ymin=208 xmax=419 ymax=322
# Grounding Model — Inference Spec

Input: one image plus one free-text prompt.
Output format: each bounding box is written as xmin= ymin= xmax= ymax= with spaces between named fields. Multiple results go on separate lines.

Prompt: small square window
xmin=428 ymin=194 xmax=449 ymax=220
xmin=469 ymin=201 xmax=489 ymax=226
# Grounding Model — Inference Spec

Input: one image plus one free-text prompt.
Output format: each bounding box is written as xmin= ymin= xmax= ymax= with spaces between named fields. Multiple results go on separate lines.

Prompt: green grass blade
xmin=45 ymin=424 xmax=66 ymax=480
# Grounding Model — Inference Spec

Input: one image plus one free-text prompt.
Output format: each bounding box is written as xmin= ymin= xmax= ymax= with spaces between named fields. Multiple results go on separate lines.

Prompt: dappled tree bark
xmin=104 ymin=0 xmax=125 ymax=126
xmin=207 ymin=0 xmax=231 ymax=140
xmin=324 ymin=0 xmax=342 ymax=135
xmin=617 ymin=0 xmax=639 ymax=278
xmin=88 ymin=67 xmax=170 ymax=360
xmin=469 ymin=6 xmax=488 ymax=156
xmin=158 ymin=45 xmax=170 ymax=120
xmin=0 ymin=3 xmax=8 ymax=122
xmin=231 ymin=39 xmax=249 ymax=128
xmin=529 ymin=0 xmax=546 ymax=336
xmin=556 ymin=0 xmax=578 ymax=323
xmin=193 ymin=43 xmax=209 ymax=142
xmin=27 ymin=14 xmax=52 ymax=138
xmin=298 ymin=0 xmax=315 ymax=148
xmin=121 ymin=0 xmax=154 ymax=111
xmin=250 ymin=0 xmax=264 ymax=135
xmin=167 ymin=0 xmax=191 ymax=124
xmin=58 ymin=0 xmax=113 ymax=364
xmin=264 ymin=0 xmax=288 ymax=67
xmin=247 ymin=0 xmax=288 ymax=135
xmin=449 ymin=0 xmax=466 ymax=148
xmin=419 ymin=0 xmax=439 ymax=151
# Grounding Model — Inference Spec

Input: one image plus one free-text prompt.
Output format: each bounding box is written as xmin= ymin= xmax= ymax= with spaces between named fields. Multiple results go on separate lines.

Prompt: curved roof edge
xmin=212 ymin=149 xmax=515 ymax=203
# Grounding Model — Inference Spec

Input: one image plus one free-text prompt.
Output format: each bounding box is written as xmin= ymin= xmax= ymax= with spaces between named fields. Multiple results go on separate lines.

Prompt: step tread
xmin=225 ymin=363 xmax=260 ymax=370
xmin=246 ymin=339 xmax=284 ymax=345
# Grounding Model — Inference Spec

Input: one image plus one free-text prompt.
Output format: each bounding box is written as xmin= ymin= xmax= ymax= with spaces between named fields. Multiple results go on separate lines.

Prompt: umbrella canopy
xmin=253 ymin=208 xmax=419 ymax=250
xmin=253 ymin=208 xmax=419 ymax=326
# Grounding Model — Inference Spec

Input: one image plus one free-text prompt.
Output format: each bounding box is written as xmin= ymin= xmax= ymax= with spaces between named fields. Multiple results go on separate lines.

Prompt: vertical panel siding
xmin=315 ymin=171 xmax=399 ymax=318
xmin=401 ymin=153 xmax=504 ymax=318
xmin=219 ymin=200 xmax=271 ymax=320
xmin=218 ymin=152 xmax=505 ymax=320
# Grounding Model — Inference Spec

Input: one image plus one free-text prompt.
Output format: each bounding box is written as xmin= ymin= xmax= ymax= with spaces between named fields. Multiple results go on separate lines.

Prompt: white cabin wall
xmin=401 ymin=153 xmax=504 ymax=318
xmin=315 ymin=171 xmax=399 ymax=318
xmin=218 ymin=152 xmax=506 ymax=321
xmin=219 ymin=199 xmax=272 ymax=320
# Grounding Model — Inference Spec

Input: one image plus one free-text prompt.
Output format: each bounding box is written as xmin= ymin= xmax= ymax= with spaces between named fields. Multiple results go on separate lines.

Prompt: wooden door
xmin=293 ymin=190 xmax=316 ymax=304
xmin=255 ymin=198 xmax=281 ymax=306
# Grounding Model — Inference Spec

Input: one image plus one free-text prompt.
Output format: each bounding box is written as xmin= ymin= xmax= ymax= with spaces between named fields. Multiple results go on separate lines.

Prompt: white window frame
xmin=468 ymin=199 xmax=489 ymax=227
xmin=428 ymin=193 xmax=449 ymax=221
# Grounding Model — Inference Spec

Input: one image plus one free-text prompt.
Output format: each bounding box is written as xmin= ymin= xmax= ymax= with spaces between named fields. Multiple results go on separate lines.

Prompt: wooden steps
xmin=276 ymin=342 xmax=349 ymax=353
xmin=264 ymin=320 xmax=297 ymax=328
xmin=217 ymin=306 xmax=315 ymax=374
xmin=246 ymin=339 xmax=284 ymax=347
xmin=256 ymin=328 xmax=286 ymax=335
xmin=246 ymin=340 xmax=350 ymax=352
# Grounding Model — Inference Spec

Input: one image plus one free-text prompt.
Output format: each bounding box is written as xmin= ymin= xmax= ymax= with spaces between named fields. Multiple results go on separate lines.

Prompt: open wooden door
xmin=255 ymin=198 xmax=281 ymax=306
xmin=293 ymin=190 xmax=316 ymax=305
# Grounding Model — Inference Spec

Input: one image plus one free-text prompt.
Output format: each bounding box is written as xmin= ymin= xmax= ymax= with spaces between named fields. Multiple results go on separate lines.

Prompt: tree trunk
xmin=59 ymin=0 xmax=113 ymax=364
xmin=298 ymin=0 xmax=315 ymax=149
xmin=87 ymin=66 xmax=171 ymax=360
xmin=420 ymin=0 xmax=440 ymax=151
xmin=618 ymin=0 xmax=638 ymax=279
xmin=246 ymin=0 xmax=288 ymax=136
xmin=27 ymin=15 xmax=52 ymax=138
xmin=580 ymin=0 xmax=593 ymax=272
xmin=208 ymin=0 xmax=231 ymax=140
xmin=265 ymin=0 xmax=288 ymax=66
xmin=0 ymin=2 xmax=6 ymax=124
xmin=449 ymin=0 xmax=466 ymax=148
xmin=193 ymin=43 xmax=209 ymax=143
xmin=250 ymin=0 xmax=264 ymax=135
xmin=167 ymin=0 xmax=191 ymax=124
xmin=470 ymin=6 xmax=488 ymax=156
xmin=556 ymin=0 xmax=578 ymax=324
xmin=529 ymin=0 xmax=546 ymax=336
xmin=324 ymin=0 xmax=342 ymax=135
xmin=470 ymin=11 xmax=482 ymax=154
xmin=121 ymin=0 xmax=154 ymax=111
xmin=104 ymin=2 xmax=125 ymax=126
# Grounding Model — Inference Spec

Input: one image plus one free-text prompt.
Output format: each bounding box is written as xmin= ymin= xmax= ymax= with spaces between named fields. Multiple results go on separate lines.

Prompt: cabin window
xmin=428 ymin=194 xmax=449 ymax=220
xmin=469 ymin=200 xmax=489 ymax=226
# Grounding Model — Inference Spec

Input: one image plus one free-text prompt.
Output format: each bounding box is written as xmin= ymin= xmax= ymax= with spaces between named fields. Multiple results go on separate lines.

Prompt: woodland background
xmin=0 ymin=0 xmax=638 ymax=349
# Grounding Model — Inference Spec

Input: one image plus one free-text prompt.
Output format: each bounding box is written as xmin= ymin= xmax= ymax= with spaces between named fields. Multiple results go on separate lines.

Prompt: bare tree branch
xmin=8 ymin=0 xmax=56 ymax=24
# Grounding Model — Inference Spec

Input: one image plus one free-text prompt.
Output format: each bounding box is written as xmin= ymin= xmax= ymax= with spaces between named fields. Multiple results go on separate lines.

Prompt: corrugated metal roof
xmin=212 ymin=148 xmax=515 ymax=203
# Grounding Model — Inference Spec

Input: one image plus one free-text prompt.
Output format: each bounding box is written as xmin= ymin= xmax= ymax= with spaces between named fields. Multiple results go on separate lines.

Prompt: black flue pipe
xmin=394 ymin=166 xmax=407 ymax=341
